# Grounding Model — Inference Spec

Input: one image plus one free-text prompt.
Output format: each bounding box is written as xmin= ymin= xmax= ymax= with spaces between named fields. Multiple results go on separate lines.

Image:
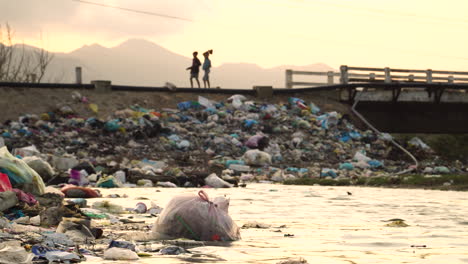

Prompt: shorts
xmin=203 ymin=71 xmax=210 ymax=81
xmin=190 ymin=72 xmax=199 ymax=79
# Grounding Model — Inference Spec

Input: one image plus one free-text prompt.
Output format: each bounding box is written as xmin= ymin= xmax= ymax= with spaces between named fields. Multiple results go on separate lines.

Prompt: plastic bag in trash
xmin=317 ymin=112 xmax=339 ymax=129
xmin=408 ymin=137 xmax=432 ymax=150
xmin=104 ymin=119 xmax=121 ymax=132
xmin=198 ymin=96 xmax=215 ymax=109
xmin=367 ymin=160 xmax=384 ymax=168
xmin=12 ymin=145 xmax=40 ymax=158
xmin=339 ymin=163 xmax=354 ymax=171
xmin=152 ymin=190 xmax=240 ymax=241
xmin=96 ymin=175 xmax=121 ymax=188
xmin=0 ymin=191 xmax=18 ymax=212
xmin=243 ymin=149 xmax=272 ymax=166
xmin=22 ymin=156 xmax=55 ymax=181
xmin=204 ymin=173 xmax=233 ymax=188
xmin=69 ymin=169 xmax=89 ymax=186
xmin=0 ymin=146 xmax=45 ymax=195
xmin=45 ymin=251 xmax=81 ymax=263
xmin=0 ymin=241 xmax=34 ymax=264
xmin=104 ymin=247 xmax=139 ymax=260
xmin=353 ymin=151 xmax=371 ymax=163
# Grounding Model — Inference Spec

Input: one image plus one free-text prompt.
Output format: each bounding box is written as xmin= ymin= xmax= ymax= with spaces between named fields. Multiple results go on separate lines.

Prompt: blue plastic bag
xmin=367 ymin=160 xmax=383 ymax=168
xmin=244 ymin=119 xmax=258 ymax=128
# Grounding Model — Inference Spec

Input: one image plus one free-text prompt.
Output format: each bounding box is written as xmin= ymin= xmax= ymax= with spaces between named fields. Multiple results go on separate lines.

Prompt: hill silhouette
xmin=32 ymin=38 xmax=335 ymax=88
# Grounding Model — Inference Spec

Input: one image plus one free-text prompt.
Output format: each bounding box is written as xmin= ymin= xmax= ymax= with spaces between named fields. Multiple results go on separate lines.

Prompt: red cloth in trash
xmin=0 ymin=173 xmax=12 ymax=192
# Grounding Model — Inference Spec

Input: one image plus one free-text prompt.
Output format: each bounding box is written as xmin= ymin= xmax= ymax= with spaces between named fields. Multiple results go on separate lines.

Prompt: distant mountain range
xmin=30 ymin=39 xmax=335 ymax=88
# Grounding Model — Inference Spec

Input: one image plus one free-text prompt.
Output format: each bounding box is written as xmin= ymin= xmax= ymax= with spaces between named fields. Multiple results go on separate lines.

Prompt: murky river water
xmin=84 ymin=184 xmax=468 ymax=263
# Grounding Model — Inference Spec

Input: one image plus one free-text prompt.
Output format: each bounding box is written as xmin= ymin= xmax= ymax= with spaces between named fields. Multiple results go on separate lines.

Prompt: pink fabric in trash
xmin=12 ymin=188 xmax=37 ymax=205
xmin=245 ymin=135 xmax=263 ymax=148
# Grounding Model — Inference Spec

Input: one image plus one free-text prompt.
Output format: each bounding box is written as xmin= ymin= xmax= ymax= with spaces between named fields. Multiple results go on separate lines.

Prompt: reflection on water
xmin=84 ymin=184 xmax=468 ymax=264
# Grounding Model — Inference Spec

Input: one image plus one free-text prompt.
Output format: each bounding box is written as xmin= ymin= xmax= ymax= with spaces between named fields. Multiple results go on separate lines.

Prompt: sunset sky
xmin=2 ymin=0 xmax=468 ymax=70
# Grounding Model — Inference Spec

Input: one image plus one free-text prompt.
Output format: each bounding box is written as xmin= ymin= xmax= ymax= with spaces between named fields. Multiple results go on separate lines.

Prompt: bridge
xmin=285 ymin=66 xmax=468 ymax=133
xmin=1 ymin=65 xmax=468 ymax=133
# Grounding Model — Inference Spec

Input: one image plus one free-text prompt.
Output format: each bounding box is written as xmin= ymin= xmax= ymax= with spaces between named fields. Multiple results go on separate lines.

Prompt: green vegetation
xmin=426 ymin=135 xmax=468 ymax=161
xmin=283 ymin=174 xmax=468 ymax=191
xmin=395 ymin=134 xmax=468 ymax=161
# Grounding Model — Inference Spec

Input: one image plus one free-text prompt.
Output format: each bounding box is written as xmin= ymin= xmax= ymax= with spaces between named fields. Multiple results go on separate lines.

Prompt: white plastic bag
xmin=0 ymin=241 xmax=34 ymax=264
xmin=103 ymin=248 xmax=139 ymax=260
xmin=243 ymin=149 xmax=272 ymax=166
xmin=23 ymin=156 xmax=55 ymax=179
xmin=353 ymin=151 xmax=371 ymax=163
xmin=198 ymin=96 xmax=215 ymax=109
xmin=152 ymin=190 xmax=240 ymax=241
xmin=205 ymin=173 xmax=233 ymax=188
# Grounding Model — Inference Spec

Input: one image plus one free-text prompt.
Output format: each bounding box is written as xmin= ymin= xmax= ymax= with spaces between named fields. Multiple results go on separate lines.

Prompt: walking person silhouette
xmin=186 ymin=51 xmax=201 ymax=88
xmin=202 ymin=49 xmax=213 ymax=89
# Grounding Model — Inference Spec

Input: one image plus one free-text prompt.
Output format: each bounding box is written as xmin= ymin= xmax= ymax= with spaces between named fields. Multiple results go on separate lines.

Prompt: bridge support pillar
xmin=285 ymin=70 xmax=293 ymax=89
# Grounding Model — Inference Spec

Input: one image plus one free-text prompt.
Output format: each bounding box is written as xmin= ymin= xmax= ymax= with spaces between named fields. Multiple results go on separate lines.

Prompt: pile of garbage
xmin=0 ymin=92 xmax=464 ymax=262
xmin=0 ymin=93 xmax=464 ymax=189
xmin=0 ymin=168 xmax=238 ymax=262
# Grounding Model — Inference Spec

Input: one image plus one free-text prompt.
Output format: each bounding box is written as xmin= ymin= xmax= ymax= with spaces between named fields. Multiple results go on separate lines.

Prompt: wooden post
xmin=448 ymin=75 xmax=454 ymax=83
xmin=340 ymin=65 xmax=348 ymax=84
xmin=285 ymin=69 xmax=293 ymax=89
xmin=426 ymin=69 xmax=433 ymax=83
xmin=29 ymin=74 xmax=37 ymax=83
xmin=75 ymin=67 xmax=82 ymax=84
xmin=327 ymin=71 xmax=334 ymax=84
xmin=408 ymin=74 xmax=415 ymax=82
xmin=384 ymin=67 xmax=391 ymax=83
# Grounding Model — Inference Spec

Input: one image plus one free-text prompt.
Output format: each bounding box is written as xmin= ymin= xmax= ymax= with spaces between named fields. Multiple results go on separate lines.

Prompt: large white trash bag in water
xmin=152 ymin=190 xmax=240 ymax=241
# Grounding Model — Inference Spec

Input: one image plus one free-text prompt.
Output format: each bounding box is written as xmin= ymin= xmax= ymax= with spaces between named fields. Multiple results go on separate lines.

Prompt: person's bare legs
xmin=207 ymin=79 xmax=210 ymax=88
xmin=195 ymin=78 xmax=201 ymax=88
xmin=190 ymin=78 xmax=194 ymax=88
xmin=203 ymin=80 xmax=207 ymax=89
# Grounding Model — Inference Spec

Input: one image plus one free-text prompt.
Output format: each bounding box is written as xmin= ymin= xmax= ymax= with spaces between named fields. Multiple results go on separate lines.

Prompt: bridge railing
xmin=286 ymin=65 xmax=468 ymax=88
xmin=285 ymin=70 xmax=340 ymax=89
xmin=342 ymin=66 xmax=468 ymax=85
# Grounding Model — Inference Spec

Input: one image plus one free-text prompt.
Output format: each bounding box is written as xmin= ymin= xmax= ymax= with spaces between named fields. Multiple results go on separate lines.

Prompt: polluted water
xmin=79 ymin=184 xmax=468 ymax=264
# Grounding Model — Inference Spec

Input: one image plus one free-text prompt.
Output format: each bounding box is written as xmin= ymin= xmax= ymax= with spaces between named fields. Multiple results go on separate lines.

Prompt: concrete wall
xmin=355 ymin=102 xmax=468 ymax=133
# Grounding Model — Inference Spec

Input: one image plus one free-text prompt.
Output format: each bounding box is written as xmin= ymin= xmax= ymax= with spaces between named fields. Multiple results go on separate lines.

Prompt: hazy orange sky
xmin=3 ymin=0 xmax=468 ymax=69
